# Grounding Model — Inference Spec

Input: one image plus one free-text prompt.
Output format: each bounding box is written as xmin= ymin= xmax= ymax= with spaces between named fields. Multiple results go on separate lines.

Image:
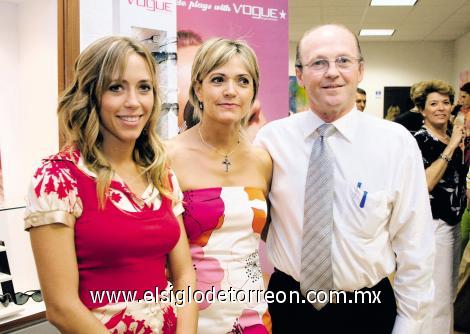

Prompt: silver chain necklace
xmin=198 ymin=125 xmax=240 ymax=172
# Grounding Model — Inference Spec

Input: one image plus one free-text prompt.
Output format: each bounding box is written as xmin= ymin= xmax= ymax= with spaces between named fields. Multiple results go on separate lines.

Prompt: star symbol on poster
xmin=280 ymin=10 xmax=287 ymax=19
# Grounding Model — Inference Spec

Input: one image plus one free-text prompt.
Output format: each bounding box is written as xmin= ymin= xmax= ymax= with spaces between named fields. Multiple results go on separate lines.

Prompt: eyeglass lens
xmin=0 ymin=293 xmax=12 ymax=307
xmin=14 ymin=290 xmax=43 ymax=305
xmin=152 ymin=51 xmax=177 ymax=64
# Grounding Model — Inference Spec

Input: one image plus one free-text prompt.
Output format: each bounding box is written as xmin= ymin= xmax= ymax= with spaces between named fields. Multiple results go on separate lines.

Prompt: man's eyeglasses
xmin=0 ymin=293 xmax=12 ymax=307
xmin=15 ymin=290 xmax=43 ymax=305
xmin=298 ymin=56 xmax=363 ymax=72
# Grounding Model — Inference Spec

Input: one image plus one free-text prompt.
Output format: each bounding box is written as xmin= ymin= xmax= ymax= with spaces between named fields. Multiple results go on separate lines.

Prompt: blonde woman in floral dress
xmin=168 ymin=38 xmax=272 ymax=333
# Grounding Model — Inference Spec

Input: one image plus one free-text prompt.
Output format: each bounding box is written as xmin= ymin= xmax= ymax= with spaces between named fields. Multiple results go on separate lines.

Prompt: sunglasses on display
xmin=151 ymin=51 xmax=177 ymax=64
xmin=141 ymin=36 xmax=176 ymax=47
xmin=0 ymin=293 xmax=13 ymax=307
xmin=141 ymin=34 xmax=161 ymax=43
xmin=15 ymin=290 xmax=43 ymax=305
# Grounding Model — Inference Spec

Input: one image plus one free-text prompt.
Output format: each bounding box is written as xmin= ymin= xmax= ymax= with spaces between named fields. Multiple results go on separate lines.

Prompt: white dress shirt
xmin=255 ymin=108 xmax=435 ymax=334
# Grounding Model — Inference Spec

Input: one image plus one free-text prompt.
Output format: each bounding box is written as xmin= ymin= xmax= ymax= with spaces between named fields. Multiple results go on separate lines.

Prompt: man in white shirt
xmin=255 ymin=24 xmax=434 ymax=334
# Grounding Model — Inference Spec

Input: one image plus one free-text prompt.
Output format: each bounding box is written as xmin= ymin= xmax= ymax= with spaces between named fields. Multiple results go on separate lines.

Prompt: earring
xmin=199 ymin=101 xmax=204 ymax=110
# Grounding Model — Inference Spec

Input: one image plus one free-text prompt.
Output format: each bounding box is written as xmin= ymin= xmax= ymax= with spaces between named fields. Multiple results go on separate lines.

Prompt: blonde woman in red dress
xmin=25 ymin=36 xmax=197 ymax=334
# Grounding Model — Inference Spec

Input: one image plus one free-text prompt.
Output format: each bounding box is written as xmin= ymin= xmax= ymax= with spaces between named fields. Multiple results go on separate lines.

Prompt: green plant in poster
xmin=289 ymin=76 xmax=308 ymax=114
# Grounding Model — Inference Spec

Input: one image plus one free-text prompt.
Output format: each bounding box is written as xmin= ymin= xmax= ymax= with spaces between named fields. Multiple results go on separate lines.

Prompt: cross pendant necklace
xmin=198 ymin=125 xmax=240 ymax=173
xmin=222 ymin=156 xmax=231 ymax=172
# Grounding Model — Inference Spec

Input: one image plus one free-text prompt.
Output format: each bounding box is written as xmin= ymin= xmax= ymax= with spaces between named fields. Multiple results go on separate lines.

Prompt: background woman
xmin=413 ymin=79 xmax=467 ymax=334
xmin=385 ymin=104 xmax=400 ymax=121
xmin=168 ymin=38 xmax=272 ymax=333
xmin=24 ymin=36 xmax=197 ymax=334
xmin=461 ymin=83 xmax=470 ymax=251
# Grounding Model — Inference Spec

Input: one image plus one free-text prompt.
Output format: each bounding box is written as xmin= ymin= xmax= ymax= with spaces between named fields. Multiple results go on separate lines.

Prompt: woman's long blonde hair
xmin=58 ymin=36 xmax=171 ymax=208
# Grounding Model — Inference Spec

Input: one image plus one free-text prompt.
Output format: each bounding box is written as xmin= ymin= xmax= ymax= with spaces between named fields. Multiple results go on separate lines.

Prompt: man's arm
xmin=388 ymin=135 xmax=435 ymax=334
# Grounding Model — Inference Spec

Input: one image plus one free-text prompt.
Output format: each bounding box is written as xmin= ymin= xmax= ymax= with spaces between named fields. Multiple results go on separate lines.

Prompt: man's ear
xmin=296 ymin=66 xmax=304 ymax=88
xmin=358 ymin=62 xmax=365 ymax=83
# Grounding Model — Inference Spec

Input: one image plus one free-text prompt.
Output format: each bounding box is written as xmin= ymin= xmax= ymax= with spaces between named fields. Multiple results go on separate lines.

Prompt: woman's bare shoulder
xmin=165 ymin=130 xmax=194 ymax=161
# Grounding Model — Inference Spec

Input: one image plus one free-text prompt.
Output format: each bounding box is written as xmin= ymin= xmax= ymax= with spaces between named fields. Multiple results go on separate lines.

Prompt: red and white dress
xmin=182 ymin=186 xmax=271 ymax=333
xmin=25 ymin=147 xmax=184 ymax=334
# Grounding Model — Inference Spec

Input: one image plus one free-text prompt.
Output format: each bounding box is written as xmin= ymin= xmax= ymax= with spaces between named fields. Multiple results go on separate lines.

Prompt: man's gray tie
xmin=300 ymin=123 xmax=336 ymax=310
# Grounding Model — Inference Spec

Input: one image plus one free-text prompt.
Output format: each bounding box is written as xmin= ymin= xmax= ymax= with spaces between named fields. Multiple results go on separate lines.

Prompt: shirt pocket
xmin=339 ymin=182 xmax=391 ymax=238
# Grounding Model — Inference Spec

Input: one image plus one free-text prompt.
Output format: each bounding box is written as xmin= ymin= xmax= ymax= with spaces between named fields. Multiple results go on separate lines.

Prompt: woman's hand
xmin=424 ymin=124 xmax=465 ymax=192
xmin=449 ymin=123 xmax=464 ymax=149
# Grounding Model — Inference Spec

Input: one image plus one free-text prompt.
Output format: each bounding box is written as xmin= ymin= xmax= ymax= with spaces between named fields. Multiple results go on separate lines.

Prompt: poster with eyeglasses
xmin=177 ymin=0 xmax=288 ymax=141
xmin=118 ymin=0 xmax=178 ymax=139
xmin=177 ymin=0 xmax=288 ymax=275
xmin=131 ymin=26 xmax=178 ymax=139
xmin=80 ymin=0 xmax=178 ymax=139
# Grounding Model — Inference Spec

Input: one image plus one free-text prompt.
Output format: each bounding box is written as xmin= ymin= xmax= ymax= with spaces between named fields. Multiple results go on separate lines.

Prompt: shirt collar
xmin=301 ymin=107 xmax=359 ymax=143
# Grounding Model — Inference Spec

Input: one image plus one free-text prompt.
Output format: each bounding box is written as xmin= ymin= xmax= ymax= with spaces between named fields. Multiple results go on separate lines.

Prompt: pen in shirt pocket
xmin=356 ymin=182 xmax=368 ymax=208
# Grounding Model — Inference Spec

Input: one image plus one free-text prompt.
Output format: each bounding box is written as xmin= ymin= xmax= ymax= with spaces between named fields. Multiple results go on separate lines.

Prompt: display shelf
xmin=0 ymin=304 xmax=25 ymax=321
xmin=0 ymin=197 xmax=26 ymax=212
xmin=0 ymin=301 xmax=46 ymax=333
xmin=0 ymin=273 xmax=12 ymax=283
xmin=0 ymin=202 xmax=25 ymax=212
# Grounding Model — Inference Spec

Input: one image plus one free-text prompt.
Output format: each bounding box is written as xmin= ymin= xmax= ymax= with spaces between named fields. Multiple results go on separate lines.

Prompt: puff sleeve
xmin=24 ymin=160 xmax=83 ymax=230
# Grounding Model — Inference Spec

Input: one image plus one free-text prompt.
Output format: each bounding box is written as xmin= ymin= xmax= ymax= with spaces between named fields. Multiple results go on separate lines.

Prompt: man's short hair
xmin=357 ymin=88 xmax=366 ymax=95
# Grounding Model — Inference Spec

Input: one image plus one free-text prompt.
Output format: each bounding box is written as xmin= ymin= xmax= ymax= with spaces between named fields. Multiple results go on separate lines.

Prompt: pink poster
xmin=176 ymin=0 xmax=289 ymax=134
xmin=177 ymin=1 xmax=288 ymax=273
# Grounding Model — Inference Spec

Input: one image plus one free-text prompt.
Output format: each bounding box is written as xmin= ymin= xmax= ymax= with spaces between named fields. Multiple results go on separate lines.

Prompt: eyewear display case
xmin=0 ymin=205 xmax=53 ymax=333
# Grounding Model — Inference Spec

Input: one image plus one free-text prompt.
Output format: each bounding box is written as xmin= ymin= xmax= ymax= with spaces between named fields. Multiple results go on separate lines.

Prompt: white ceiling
xmin=289 ymin=0 xmax=470 ymax=42
xmin=3 ymin=0 xmax=468 ymax=43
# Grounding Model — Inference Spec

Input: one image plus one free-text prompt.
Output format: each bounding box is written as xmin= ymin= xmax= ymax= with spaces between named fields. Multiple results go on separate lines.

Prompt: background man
xmin=356 ymin=87 xmax=367 ymax=111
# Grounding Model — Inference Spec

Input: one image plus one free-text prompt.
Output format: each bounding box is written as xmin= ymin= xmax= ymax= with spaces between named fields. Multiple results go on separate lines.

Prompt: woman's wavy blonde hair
xmin=58 ymin=36 xmax=171 ymax=208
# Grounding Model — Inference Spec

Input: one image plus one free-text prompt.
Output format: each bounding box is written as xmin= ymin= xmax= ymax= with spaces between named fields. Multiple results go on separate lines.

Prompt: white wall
xmin=0 ymin=0 xmax=57 ymax=311
xmin=0 ymin=0 xmax=58 ymax=206
xmin=0 ymin=2 xmax=20 ymax=205
xmin=289 ymin=40 xmax=456 ymax=118
xmin=80 ymin=0 xmax=114 ymax=50
xmin=454 ymin=31 xmax=470 ymax=89
xmin=361 ymin=41 xmax=453 ymax=118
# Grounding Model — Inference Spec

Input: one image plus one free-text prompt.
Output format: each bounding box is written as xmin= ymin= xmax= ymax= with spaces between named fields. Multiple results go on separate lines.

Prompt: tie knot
xmin=317 ymin=123 xmax=336 ymax=138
